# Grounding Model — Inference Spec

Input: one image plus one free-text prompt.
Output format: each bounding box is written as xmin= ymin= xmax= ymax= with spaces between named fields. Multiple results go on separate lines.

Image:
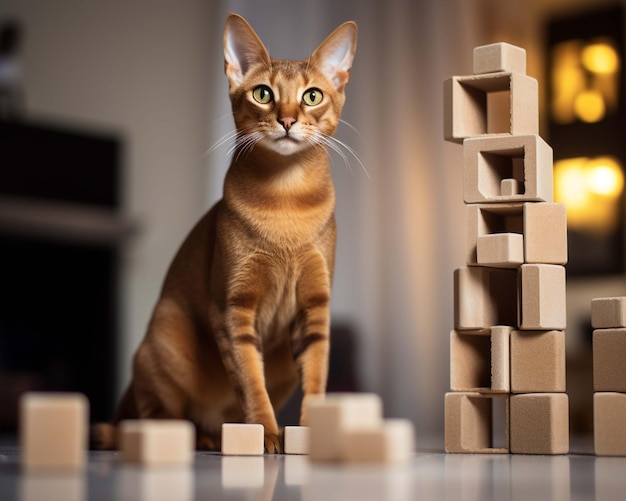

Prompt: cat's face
xmin=224 ymin=15 xmax=357 ymax=157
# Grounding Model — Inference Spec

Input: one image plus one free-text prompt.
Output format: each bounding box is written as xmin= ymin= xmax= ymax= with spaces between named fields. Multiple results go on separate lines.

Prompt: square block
xmin=307 ymin=393 xmax=382 ymax=462
xmin=464 ymin=135 xmax=553 ymax=203
xmin=445 ymin=392 xmax=509 ymax=453
xmin=594 ymin=392 xmax=626 ymax=456
xmin=501 ymin=178 xmax=522 ymax=197
xmin=477 ymin=233 xmax=524 ymax=268
xmin=592 ymin=297 xmax=626 ymax=329
xmin=120 ymin=420 xmax=195 ymax=465
xmin=450 ymin=327 xmax=511 ymax=392
xmin=444 ymin=72 xmax=538 ymax=143
xmin=520 ymin=264 xmax=566 ymax=330
xmin=283 ymin=426 xmax=309 ymax=455
xmin=510 ymin=393 xmax=569 ymax=454
xmin=593 ymin=329 xmax=626 ymax=392
xmin=473 ymin=42 xmax=526 ymax=75
xmin=454 ymin=267 xmax=518 ymax=330
xmin=466 ymin=203 xmax=523 ymax=265
xmin=524 ymin=203 xmax=567 ymax=264
xmin=221 ymin=423 xmax=264 ymax=456
xmin=20 ymin=392 xmax=88 ymax=471
xmin=511 ymin=330 xmax=566 ymax=393
xmin=342 ymin=419 xmax=415 ymax=464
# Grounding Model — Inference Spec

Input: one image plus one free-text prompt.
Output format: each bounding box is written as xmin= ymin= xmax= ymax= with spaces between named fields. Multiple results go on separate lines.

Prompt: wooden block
xmin=221 ymin=423 xmax=264 ymax=456
xmin=120 ymin=420 xmax=195 ymax=465
xmin=466 ymin=203 xmax=523 ymax=266
xmin=342 ymin=419 xmax=415 ymax=464
xmin=594 ymin=392 xmax=626 ymax=456
xmin=445 ymin=392 xmax=509 ymax=453
xmin=476 ymin=233 xmax=524 ymax=268
xmin=20 ymin=392 xmax=88 ymax=471
xmin=510 ymin=393 xmax=569 ymax=454
xmin=511 ymin=330 xmax=566 ymax=393
xmin=592 ymin=297 xmax=626 ymax=329
xmin=463 ymin=135 xmax=553 ymax=203
xmin=444 ymin=72 xmax=538 ymax=144
xmin=593 ymin=329 xmax=626 ymax=392
xmin=523 ymin=203 xmax=567 ymax=264
xmin=520 ymin=264 xmax=566 ymax=330
xmin=450 ymin=327 xmax=511 ymax=392
xmin=283 ymin=426 xmax=309 ymax=455
xmin=473 ymin=42 xmax=526 ymax=75
xmin=454 ymin=267 xmax=518 ymax=330
xmin=501 ymin=178 xmax=522 ymax=196
xmin=307 ymin=393 xmax=382 ymax=462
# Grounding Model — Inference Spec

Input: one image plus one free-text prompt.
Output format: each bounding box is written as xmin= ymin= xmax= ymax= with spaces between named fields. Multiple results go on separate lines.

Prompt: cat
xmin=91 ymin=13 xmax=357 ymax=453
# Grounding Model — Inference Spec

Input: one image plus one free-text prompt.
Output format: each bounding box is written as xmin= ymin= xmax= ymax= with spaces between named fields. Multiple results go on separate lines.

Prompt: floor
xmin=0 ymin=438 xmax=624 ymax=500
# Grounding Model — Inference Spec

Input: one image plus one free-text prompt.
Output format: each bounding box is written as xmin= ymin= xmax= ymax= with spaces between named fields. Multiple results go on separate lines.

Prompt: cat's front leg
xmin=293 ymin=250 xmax=332 ymax=426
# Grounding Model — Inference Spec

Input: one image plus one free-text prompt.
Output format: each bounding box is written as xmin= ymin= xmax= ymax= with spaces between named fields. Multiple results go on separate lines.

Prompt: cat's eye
xmin=252 ymin=85 xmax=273 ymax=104
xmin=302 ymin=88 xmax=323 ymax=106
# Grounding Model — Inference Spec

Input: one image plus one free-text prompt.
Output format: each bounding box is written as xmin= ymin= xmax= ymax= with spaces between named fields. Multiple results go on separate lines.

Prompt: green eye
xmin=252 ymin=85 xmax=273 ymax=104
xmin=303 ymin=88 xmax=323 ymax=106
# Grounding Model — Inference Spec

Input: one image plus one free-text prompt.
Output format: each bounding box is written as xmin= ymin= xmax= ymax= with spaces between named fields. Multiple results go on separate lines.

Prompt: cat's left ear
xmin=224 ymin=14 xmax=271 ymax=87
xmin=311 ymin=21 xmax=358 ymax=91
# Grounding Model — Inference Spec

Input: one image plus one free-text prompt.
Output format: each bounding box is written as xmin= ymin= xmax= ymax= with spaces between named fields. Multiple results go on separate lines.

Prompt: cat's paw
xmin=264 ymin=432 xmax=282 ymax=454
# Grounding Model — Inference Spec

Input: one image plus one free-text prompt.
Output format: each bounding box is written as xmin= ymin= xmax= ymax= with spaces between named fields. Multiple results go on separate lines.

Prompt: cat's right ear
xmin=224 ymin=14 xmax=270 ymax=88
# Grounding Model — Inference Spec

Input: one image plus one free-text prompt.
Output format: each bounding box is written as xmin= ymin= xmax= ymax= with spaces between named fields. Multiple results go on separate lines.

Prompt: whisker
xmin=311 ymin=131 xmax=370 ymax=179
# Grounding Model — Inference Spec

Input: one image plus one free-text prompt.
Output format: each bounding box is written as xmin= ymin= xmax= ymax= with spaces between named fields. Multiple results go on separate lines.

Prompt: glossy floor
xmin=0 ymin=444 xmax=624 ymax=500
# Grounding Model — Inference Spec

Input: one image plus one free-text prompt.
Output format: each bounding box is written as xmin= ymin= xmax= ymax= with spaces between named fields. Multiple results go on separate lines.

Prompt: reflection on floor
xmin=0 ymin=444 xmax=624 ymax=500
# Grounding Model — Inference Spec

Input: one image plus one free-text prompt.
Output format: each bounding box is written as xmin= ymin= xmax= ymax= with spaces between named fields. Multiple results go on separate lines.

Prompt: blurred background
xmin=0 ymin=0 xmax=624 ymax=446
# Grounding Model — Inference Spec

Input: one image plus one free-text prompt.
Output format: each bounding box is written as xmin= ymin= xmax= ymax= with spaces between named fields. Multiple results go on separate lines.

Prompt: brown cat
xmin=91 ymin=13 xmax=357 ymax=453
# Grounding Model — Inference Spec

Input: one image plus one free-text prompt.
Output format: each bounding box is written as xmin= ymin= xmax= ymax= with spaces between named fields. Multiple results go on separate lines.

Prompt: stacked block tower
xmin=443 ymin=43 xmax=569 ymax=454
xmin=592 ymin=297 xmax=626 ymax=456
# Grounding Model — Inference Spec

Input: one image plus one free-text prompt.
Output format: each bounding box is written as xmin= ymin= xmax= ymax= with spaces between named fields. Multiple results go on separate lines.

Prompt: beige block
xmin=20 ymin=392 xmax=88 ymax=471
xmin=221 ymin=423 xmax=264 ymax=456
xmin=511 ymin=330 xmax=566 ymax=393
xmin=283 ymin=426 xmax=309 ymax=455
xmin=120 ymin=420 xmax=195 ymax=465
xmin=463 ymin=135 xmax=553 ymax=203
xmin=592 ymin=297 xmax=626 ymax=329
xmin=473 ymin=42 xmax=526 ymax=75
xmin=307 ymin=393 xmax=383 ymax=462
xmin=444 ymin=72 xmax=538 ymax=143
xmin=594 ymin=392 xmax=626 ymax=456
xmin=450 ymin=327 xmax=511 ymax=393
xmin=445 ymin=392 xmax=509 ymax=453
xmin=510 ymin=393 xmax=569 ymax=454
xmin=520 ymin=264 xmax=566 ymax=330
xmin=593 ymin=329 xmax=626 ymax=392
xmin=342 ymin=419 xmax=415 ymax=464
xmin=524 ymin=203 xmax=568 ymax=264
xmin=477 ymin=233 xmax=524 ymax=268
xmin=454 ymin=267 xmax=518 ymax=330
xmin=466 ymin=203 xmax=523 ymax=265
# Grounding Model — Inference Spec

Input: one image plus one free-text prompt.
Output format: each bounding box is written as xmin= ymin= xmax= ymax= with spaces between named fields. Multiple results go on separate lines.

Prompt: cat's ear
xmin=311 ymin=21 xmax=357 ymax=91
xmin=224 ymin=14 xmax=270 ymax=87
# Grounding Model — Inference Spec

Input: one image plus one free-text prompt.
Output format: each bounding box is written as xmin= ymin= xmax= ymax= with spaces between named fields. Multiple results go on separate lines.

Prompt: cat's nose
xmin=278 ymin=116 xmax=296 ymax=132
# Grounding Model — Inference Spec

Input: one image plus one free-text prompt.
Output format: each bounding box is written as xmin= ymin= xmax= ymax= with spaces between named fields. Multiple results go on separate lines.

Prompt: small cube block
xmin=520 ymin=264 xmax=566 ymax=330
xmin=524 ymin=203 xmax=568 ymax=264
xmin=476 ymin=233 xmax=524 ymax=268
xmin=450 ymin=327 xmax=511 ymax=393
xmin=307 ymin=393 xmax=383 ymax=462
xmin=511 ymin=330 xmax=566 ymax=393
xmin=473 ymin=43 xmax=527 ymax=75
xmin=501 ymin=178 xmax=522 ymax=196
xmin=221 ymin=423 xmax=264 ymax=456
xmin=20 ymin=392 xmax=89 ymax=471
xmin=342 ymin=419 xmax=415 ymax=464
xmin=593 ymin=329 xmax=626 ymax=392
xmin=445 ymin=392 xmax=509 ymax=454
xmin=283 ymin=426 xmax=309 ymax=455
xmin=510 ymin=393 xmax=569 ymax=454
xmin=120 ymin=420 xmax=195 ymax=465
xmin=592 ymin=297 xmax=626 ymax=329
xmin=594 ymin=392 xmax=626 ymax=456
